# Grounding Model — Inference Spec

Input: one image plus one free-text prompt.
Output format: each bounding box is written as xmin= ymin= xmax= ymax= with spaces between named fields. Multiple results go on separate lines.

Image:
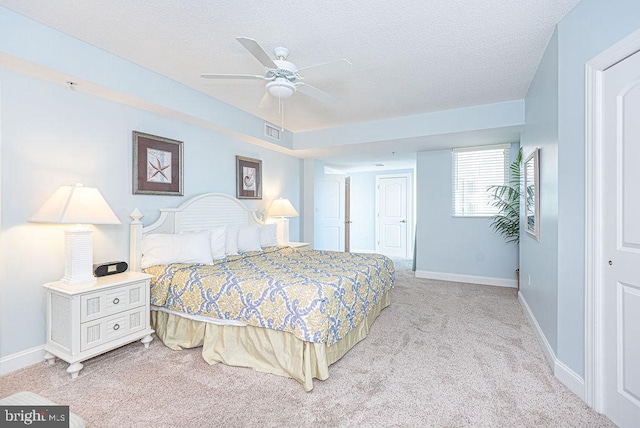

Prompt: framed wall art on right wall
xmin=524 ymin=148 xmax=540 ymax=241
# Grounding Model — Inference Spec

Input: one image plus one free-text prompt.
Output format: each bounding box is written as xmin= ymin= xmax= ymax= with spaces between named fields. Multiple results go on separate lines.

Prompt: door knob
xmin=400 ymin=220 xmax=406 ymax=223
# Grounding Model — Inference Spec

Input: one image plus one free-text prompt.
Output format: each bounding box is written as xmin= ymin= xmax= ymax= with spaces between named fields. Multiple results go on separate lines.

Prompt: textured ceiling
xmin=0 ymin=0 xmax=580 ymax=134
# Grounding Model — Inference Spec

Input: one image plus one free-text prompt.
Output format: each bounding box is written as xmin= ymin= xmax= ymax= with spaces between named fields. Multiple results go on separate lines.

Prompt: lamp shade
xmin=268 ymin=198 xmax=299 ymax=218
xmin=30 ymin=184 xmax=120 ymax=225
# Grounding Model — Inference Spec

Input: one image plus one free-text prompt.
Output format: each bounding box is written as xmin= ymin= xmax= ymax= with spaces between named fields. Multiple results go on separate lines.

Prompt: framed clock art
xmin=236 ymin=155 xmax=262 ymax=199
xmin=133 ymin=131 xmax=183 ymax=196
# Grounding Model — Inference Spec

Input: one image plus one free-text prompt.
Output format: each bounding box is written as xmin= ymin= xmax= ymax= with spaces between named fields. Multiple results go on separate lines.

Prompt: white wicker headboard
xmin=129 ymin=193 xmax=262 ymax=272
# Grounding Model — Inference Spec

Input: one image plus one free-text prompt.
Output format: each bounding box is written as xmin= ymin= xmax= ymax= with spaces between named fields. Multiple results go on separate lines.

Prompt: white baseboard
xmin=0 ymin=346 xmax=45 ymax=376
xmin=518 ymin=291 xmax=555 ymax=367
xmin=518 ymin=291 xmax=585 ymax=400
xmin=555 ymin=358 xmax=585 ymax=401
xmin=414 ymin=270 xmax=517 ymax=288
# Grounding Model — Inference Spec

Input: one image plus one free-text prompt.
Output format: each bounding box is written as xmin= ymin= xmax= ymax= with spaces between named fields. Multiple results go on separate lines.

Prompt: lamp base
xmin=275 ymin=217 xmax=290 ymax=245
xmin=61 ymin=226 xmax=96 ymax=285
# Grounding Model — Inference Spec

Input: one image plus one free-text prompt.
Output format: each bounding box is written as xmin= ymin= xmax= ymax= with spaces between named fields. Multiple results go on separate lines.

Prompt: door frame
xmin=585 ymin=27 xmax=640 ymax=412
xmin=345 ymin=176 xmax=351 ymax=252
xmin=374 ymin=172 xmax=413 ymax=258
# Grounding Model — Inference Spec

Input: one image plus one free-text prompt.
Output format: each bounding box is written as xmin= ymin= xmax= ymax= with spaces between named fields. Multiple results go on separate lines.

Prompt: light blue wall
xmin=415 ymin=143 xmax=519 ymax=280
xmin=0 ymin=15 xmax=302 ymax=359
xmin=348 ymin=169 xmax=415 ymax=252
xmin=554 ymin=0 xmax=640 ymax=377
xmin=294 ymin=100 xmax=525 ymax=149
xmin=520 ymin=29 xmax=559 ymax=355
xmin=0 ymin=7 xmax=293 ymax=150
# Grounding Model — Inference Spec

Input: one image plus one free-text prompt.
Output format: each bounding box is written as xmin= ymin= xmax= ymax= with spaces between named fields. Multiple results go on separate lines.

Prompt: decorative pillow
xmin=141 ymin=231 xmax=212 ymax=269
xmin=237 ymin=225 xmax=262 ymax=252
xmin=209 ymin=226 xmax=227 ymax=260
xmin=225 ymin=225 xmax=239 ymax=256
xmin=259 ymin=223 xmax=278 ymax=247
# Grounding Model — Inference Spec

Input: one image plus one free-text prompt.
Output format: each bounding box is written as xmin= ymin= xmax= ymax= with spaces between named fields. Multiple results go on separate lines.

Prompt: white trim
xmin=0 ymin=345 xmax=45 ymax=376
xmin=519 ymin=292 xmax=586 ymax=400
xmin=0 ymin=81 xmax=3 ymax=373
xmin=415 ymin=270 xmax=517 ymax=288
xmin=451 ymin=143 xmax=511 ymax=153
xmin=555 ymin=358 xmax=586 ymax=401
xmin=584 ymin=26 xmax=640 ymax=412
xmin=518 ymin=291 xmax=555 ymax=367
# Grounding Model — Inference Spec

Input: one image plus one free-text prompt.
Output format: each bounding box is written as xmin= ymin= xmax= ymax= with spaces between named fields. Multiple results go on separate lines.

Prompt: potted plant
xmin=488 ymin=147 xmax=523 ymax=286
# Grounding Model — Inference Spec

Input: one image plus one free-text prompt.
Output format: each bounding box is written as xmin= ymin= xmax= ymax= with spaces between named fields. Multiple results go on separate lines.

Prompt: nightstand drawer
xmin=80 ymin=281 xmax=146 ymax=322
xmin=80 ymin=306 xmax=147 ymax=352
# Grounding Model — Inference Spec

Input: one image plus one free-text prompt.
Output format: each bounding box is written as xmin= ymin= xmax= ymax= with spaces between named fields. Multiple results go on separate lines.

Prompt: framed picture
xmin=236 ymin=156 xmax=262 ymax=199
xmin=524 ymin=148 xmax=540 ymax=241
xmin=133 ymin=131 xmax=183 ymax=196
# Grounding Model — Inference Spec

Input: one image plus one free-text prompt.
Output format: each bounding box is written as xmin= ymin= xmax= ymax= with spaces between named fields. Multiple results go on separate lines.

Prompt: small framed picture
xmin=133 ymin=131 xmax=183 ymax=196
xmin=236 ymin=156 xmax=262 ymax=199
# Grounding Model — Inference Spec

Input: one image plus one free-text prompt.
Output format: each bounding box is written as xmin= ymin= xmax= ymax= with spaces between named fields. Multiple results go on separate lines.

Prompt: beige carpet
xmin=0 ymin=259 xmax=612 ymax=427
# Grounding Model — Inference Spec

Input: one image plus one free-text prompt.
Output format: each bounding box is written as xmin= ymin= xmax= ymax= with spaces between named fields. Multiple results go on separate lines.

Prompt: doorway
xmin=585 ymin=28 xmax=640 ymax=426
xmin=320 ymin=174 xmax=345 ymax=251
xmin=375 ymin=173 xmax=412 ymax=258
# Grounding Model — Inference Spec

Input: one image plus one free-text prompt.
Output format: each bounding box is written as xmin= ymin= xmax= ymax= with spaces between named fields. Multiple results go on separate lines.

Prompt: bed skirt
xmin=151 ymin=290 xmax=391 ymax=391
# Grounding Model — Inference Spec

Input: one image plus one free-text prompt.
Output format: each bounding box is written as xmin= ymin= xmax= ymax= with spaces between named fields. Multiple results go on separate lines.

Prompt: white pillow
xmin=237 ymin=225 xmax=262 ymax=252
xmin=225 ymin=225 xmax=239 ymax=256
xmin=141 ymin=231 xmax=212 ymax=269
xmin=259 ymin=224 xmax=278 ymax=247
xmin=209 ymin=226 xmax=227 ymax=260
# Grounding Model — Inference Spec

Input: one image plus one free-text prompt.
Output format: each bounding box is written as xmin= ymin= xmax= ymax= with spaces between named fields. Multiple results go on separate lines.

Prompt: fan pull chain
xmin=280 ymin=98 xmax=285 ymax=131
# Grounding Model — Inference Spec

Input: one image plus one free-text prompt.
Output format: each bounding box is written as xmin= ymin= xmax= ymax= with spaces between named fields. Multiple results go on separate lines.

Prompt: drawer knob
xmin=113 ymin=323 xmax=120 ymax=331
xmin=113 ymin=298 xmax=120 ymax=305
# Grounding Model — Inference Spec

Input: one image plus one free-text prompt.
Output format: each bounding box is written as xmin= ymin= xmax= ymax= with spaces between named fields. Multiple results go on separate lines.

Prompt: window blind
xmin=452 ymin=144 xmax=510 ymax=217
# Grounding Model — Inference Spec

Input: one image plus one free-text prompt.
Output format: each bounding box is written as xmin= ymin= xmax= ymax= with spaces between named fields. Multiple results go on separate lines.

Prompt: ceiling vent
xmin=264 ymin=123 xmax=281 ymax=141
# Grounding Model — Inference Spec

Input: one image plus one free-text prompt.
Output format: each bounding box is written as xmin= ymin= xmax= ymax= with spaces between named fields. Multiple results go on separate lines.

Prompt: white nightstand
xmin=42 ymin=271 xmax=154 ymax=378
xmin=287 ymin=242 xmax=310 ymax=248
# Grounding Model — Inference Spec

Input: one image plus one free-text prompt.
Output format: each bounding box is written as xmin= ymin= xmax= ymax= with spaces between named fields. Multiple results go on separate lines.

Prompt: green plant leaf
xmin=487 ymin=147 xmax=522 ymax=244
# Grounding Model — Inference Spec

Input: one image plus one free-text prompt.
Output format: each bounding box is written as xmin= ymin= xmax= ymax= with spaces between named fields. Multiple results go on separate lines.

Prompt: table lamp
xmin=268 ymin=197 xmax=299 ymax=244
xmin=29 ymin=183 xmax=121 ymax=284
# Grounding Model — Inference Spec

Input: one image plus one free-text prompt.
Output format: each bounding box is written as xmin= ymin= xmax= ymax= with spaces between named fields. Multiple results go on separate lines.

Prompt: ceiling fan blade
xmin=298 ymin=59 xmax=352 ymax=80
xmin=296 ymin=83 xmax=339 ymax=104
xmin=236 ymin=37 xmax=278 ymax=69
xmin=200 ymin=73 xmax=265 ymax=80
xmin=258 ymin=91 xmax=277 ymax=109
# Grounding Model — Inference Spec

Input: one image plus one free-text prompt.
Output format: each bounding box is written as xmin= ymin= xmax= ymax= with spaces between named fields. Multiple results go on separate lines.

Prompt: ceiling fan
xmin=201 ymin=37 xmax=352 ymax=107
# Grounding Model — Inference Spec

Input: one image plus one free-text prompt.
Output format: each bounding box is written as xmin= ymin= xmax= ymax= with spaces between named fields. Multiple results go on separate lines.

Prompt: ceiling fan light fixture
xmin=266 ymin=78 xmax=295 ymax=99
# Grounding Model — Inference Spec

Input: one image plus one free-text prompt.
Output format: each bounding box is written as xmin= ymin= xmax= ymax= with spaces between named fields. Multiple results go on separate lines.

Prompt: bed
xmin=129 ymin=193 xmax=395 ymax=391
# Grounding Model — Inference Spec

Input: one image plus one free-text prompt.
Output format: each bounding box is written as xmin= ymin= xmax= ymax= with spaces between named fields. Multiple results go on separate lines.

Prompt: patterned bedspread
xmin=144 ymin=247 xmax=395 ymax=345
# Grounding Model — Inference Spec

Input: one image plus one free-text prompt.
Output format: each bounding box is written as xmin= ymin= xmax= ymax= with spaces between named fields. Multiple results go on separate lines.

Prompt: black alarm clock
xmin=93 ymin=261 xmax=128 ymax=277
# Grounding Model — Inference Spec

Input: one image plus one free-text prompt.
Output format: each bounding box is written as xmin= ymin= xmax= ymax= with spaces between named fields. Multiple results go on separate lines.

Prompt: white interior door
xmin=376 ymin=174 xmax=410 ymax=258
xmin=602 ymin=48 xmax=640 ymax=427
xmin=321 ymin=174 xmax=345 ymax=251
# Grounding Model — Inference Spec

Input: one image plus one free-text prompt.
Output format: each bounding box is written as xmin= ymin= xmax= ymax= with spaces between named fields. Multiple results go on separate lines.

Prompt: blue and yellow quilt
xmin=144 ymin=247 xmax=395 ymax=345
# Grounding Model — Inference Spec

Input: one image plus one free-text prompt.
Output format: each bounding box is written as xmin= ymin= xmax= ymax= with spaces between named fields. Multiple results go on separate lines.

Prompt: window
xmin=452 ymin=144 xmax=510 ymax=217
